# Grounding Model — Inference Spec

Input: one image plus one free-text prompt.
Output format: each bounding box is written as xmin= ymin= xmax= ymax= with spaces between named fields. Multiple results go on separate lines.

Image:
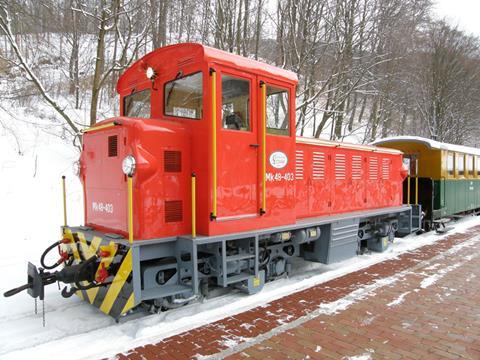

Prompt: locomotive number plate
xmin=266 ymin=172 xmax=295 ymax=182
xmin=92 ymin=202 xmax=114 ymax=214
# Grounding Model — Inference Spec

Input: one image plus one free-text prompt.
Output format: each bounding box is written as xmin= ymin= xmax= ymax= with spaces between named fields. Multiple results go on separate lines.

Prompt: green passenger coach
xmin=373 ymin=136 xmax=480 ymax=230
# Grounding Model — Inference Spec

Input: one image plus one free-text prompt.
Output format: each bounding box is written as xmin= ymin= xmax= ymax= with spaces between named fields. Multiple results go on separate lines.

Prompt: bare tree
xmin=0 ymin=4 xmax=79 ymax=135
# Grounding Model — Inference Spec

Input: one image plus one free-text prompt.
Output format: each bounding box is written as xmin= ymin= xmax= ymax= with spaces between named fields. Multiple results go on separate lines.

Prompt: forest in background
xmin=1 ymin=0 xmax=480 ymax=146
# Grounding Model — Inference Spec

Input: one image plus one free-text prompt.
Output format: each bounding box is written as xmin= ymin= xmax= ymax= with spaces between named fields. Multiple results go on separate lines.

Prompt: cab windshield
xmin=164 ymin=72 xmax=203 ymax=119
xmin=124 ymin=89 xmax=151 ymax=118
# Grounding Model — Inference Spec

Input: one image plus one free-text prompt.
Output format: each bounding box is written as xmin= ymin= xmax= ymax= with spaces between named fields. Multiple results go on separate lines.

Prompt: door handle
xmin=250 ymin=144 xmax=259 ymax=148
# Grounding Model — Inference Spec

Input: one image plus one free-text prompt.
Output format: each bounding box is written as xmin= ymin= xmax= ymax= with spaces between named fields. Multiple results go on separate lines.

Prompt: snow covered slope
xmin=0 ymin=105 xmax=83 ymax=322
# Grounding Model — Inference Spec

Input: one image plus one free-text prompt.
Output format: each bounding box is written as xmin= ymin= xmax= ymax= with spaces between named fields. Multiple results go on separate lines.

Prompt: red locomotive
xmin=5 ymin=43 xmax=420 ymax=321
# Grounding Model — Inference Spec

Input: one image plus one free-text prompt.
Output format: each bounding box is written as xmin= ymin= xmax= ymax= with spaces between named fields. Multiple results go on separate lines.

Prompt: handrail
xmin=210 ymin=68 xmax=217 ymax=220
xmin=191 ymin=173 xmax=196 ymax=238
xmin=407 ymin=175 xmax=411 ymax=206
xmin=415 ymin=175 xmax=419 ymax=205
xmin=260 ymin=81 xmax=267 ymax=215
xmin=82 ymin=121 xmax=118 ymax=133
xmin=62 ymin=176 xmax=67 ymax=226
xmin=127 ymin=176 xmax=134 ymax=244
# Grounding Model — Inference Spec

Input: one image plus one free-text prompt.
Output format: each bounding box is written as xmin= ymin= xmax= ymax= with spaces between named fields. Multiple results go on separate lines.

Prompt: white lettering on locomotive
xmin=92 ymin=202 xmax=114 ymax=214
xmin=266 ymin=172 xmax=295 ymax=182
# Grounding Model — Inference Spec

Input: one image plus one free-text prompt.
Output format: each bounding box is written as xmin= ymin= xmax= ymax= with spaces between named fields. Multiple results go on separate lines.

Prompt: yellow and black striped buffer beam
xmin=62 ymin=228 xmax=136 ymax=318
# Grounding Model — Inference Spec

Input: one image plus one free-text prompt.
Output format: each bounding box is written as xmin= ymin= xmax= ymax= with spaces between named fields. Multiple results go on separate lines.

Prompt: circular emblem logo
xmin=269 ymin=151 xmax=288 ymax=169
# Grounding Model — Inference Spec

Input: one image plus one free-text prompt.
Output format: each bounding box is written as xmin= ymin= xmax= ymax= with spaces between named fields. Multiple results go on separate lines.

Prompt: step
xmin=433 ymin=217 xmax=452 ymax=224
xmin=226 ymin=272 xmax=252 ymax=285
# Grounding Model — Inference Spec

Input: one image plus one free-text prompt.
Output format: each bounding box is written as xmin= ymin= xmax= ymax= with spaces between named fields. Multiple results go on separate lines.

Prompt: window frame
xmin=447 ymin=152 xmax=455 ymax=177
xmin=467 ymin=154 xmax=474 ymax=177
xmin=220 ymin=73 xmax=252 ymax=133
xmin=163 ymin=71 xmax=204 ymax=120
xmin=123 ymin=88 xmax=151 ymax=118
xmin=265 ymin=84 xmax=290 ymax=137
xmin=457 ymin=153 xmax=465 ymax=177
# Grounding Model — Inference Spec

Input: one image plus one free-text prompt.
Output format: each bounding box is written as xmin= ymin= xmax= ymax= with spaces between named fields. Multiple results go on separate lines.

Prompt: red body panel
xmin=80 ymin=43 xmax=405 ymax=240
xmin=294 ymin=142 xmax=404 ymax=219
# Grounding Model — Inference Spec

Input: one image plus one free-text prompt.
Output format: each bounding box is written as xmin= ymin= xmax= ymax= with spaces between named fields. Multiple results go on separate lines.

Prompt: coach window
xmin=124 ymin=89 xmax=151 ymax=118
xmin=457 ymin=153 xmax=465 ymax=177
xmin=266 ymin=85 xmax=289 ymax=136
xmin=476 ymin=156 xmax=480 ymax=177
xmin=447 ymin=152 xmax=454 ymax=176
xmin=164 ymin=72 xmax=203 ymax=119
xmin=467 ymin=155 xmax=474 ymax=176
xmin=222 ymin=75 xmax=250 ymax=131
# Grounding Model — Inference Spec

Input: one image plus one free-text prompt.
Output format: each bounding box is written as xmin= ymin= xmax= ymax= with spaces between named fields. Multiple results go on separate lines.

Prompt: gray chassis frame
xmin=71 ymin=204 xmax=420 ymax=309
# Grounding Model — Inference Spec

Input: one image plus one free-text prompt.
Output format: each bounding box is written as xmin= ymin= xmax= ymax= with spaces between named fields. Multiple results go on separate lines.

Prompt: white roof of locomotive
xmin=371 ymin=136 xmax=480 ymax=156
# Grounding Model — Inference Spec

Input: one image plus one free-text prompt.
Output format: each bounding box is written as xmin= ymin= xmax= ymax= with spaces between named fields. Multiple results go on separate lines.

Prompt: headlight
xmin=122 ymin=155 xmax=136 ymax=177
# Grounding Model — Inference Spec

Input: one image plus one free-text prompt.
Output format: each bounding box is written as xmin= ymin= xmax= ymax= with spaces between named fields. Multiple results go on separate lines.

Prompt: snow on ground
xmin=387 ymin=291 xmax=410 ymax=307
xmin=1 ymin=115 xmax=480 ymax=359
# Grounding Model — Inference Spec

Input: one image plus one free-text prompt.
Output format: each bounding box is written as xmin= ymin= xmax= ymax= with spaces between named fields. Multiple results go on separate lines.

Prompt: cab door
xmin=216 ymin=68 xmax=259 ymax=219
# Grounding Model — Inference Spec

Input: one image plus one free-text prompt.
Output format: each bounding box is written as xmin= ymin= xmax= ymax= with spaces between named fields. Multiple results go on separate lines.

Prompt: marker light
xmin=122 ymin=155 xmax=136 ymax=177
xmin=146 ymin=67 xmax=156 ymax=79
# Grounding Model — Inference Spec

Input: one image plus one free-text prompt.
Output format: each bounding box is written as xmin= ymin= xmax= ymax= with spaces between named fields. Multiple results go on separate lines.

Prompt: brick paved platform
xmin=119 ymin=226 xmax=480 ymax=360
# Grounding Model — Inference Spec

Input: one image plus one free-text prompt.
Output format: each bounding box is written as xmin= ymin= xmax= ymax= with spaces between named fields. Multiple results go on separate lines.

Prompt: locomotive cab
xmin=82 ymin=43 xmax=298 ymax=240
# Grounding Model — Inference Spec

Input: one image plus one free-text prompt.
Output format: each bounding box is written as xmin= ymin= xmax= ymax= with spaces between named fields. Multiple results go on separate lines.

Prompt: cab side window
xmin=447 ymin=152 xmax=454 ymax=176
xmin=124 ymin=89 xmax=151 ymax=118
xmin=266 ymin=85 xmax=289 ymax=136
xmin=222 ymin=75 xmax=250 ymax=131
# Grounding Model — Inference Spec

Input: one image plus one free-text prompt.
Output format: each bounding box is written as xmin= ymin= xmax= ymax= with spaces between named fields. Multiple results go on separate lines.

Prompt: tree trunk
xmin=254 ymin=0 xmax=262 ymax=60
xmin=90 ymin=2 xmax=107 ymax=126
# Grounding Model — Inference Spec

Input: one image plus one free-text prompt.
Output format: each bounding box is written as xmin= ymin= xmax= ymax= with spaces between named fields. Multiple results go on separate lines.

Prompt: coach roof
xmin=372 ymin=136 xmax=480 ymax=156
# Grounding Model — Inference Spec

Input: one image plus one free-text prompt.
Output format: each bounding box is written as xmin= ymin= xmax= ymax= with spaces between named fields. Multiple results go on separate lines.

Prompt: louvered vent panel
xmin=312 ymin=152 xmax=326 ymax=180
xmin=165 ymin=200 xmax=183 ymax=223
xmin=295 ymin=150 xmax=304 ymax=180
xmin=335 ymin=154 xmax=346 ymax=180
xmin=382 ymin=158 xmax=390 ymax=180
xmin=352 ymin=155 xmax=362 ymax=180
xmin=369 ymin=157 xmax=378 ymax=180
xmin=164 ymin=151 xmax=182 ymax=172
xmin=108 ymin=135 xmax=118 ymax=157
xmin=178 ymin=57 xmax=194 ymax=67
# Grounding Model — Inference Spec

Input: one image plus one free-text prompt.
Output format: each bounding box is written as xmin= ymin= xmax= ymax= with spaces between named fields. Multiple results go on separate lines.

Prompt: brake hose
xmin=40 ymin=240 xmax=62 ymax=270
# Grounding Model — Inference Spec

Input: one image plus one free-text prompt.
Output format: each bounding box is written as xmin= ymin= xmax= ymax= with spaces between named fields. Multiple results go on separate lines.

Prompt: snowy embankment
xmin=1 ymin=114 xmax=480 ymax=359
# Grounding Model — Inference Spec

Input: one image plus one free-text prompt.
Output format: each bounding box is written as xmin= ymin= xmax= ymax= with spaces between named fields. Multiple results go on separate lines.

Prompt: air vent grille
xmin=295 ymin=150 xmax=304 ymax=180
xmin=335 ymin=154 xmax=346 ymax=180
xmin=312 ymin=151 xmax=325 ymax=180
xmin=165 ymin=200 xmax=183 ymax=223
xmin=352 ymin=155 xmax=362 ymax=180
xmin=178 ymin=57 xmax=194 ymax=67
xmin=164 ymin=150 xmax=182 ymax=172
xmin=369 ymin=157 xmax=378 ymax=180
xmin=382 ymin=158 xmax=390 ymax=180
xmin=108 ymin=135 xmax=118 ymax=157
